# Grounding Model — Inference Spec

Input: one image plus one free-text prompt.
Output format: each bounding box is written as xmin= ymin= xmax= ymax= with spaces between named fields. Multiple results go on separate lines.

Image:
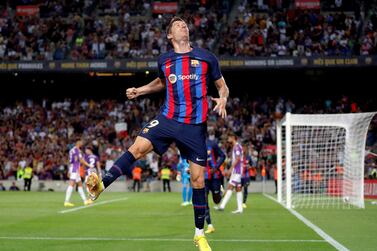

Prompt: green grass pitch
xmin=0 ymin=191 xmax=376 ymax=251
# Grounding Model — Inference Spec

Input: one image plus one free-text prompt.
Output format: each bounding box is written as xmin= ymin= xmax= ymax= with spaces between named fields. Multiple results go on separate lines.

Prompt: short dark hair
xmin=228 ymin=132 xmax=237 ymax=139
xmin=166 ymin=16 xmax=186 ymax=36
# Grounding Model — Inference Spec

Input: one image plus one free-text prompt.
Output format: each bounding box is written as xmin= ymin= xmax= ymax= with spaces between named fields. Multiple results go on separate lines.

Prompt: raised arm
xmin=126 ymin=77 xmax=166 ymax=99
xmin=211 ymin=77 xmax=229 ymax=119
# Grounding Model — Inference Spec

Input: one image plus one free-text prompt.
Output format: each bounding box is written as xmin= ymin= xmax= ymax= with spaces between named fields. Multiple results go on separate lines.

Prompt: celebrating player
xmin=86 ymin=16 xmax=229 ymax=251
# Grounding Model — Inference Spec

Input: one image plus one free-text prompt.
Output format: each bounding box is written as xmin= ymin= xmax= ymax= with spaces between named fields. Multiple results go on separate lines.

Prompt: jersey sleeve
xmin=207 ymin=52 xmax=222 ymax=82
xmin=157 ymin=56 xmax=165 ymax=79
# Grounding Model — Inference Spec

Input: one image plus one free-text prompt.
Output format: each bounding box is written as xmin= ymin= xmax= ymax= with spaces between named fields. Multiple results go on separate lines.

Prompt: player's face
xmin=169 ymin=20 xmax=189 ymax=41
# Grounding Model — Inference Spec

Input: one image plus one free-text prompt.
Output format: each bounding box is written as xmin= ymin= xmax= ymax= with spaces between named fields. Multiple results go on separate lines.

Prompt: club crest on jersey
xmin=191 ymin=60 xmax=199 ymax=67
xmin=142 ymin=128 xmax=149 ymax=134
xmin=168 ymin=74 xmax=177 ymax=84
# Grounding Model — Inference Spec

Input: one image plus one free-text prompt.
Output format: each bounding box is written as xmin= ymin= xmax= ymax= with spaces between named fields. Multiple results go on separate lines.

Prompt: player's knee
xmin=191 ymin=175 xmax=204 ymax=188
xmin=213 ymin=193 xmax=221 ymax=204
xmin=128 ymin=145 xmax=146 ymax=160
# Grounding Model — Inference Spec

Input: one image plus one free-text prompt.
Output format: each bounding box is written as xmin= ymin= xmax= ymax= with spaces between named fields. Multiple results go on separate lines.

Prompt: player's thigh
xmin=137 ymin=115 xmax=174 ymax=157
xmin=175 ymin=123 xmax=207 ymax=167
xmin=128 ymin=136 xmax=154 ymax=159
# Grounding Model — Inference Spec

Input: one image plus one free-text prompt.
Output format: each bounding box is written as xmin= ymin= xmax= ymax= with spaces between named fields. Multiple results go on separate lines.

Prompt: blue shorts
xmin=241 ymin=177 xmax=250 ymax=187
xmin=205 ymin=178 xmax=221 ymax=195
xmin=139 ymin=114 xmax=207 ymax=167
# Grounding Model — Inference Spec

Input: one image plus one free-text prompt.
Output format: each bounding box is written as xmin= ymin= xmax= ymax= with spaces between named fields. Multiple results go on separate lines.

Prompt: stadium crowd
xmin=218 ymin=1 xmax=377 ymax=56
xmin=1 ymin=95 xmax=377 ymax=184
xmin=0 ymin=1 xmax=377 ymax=60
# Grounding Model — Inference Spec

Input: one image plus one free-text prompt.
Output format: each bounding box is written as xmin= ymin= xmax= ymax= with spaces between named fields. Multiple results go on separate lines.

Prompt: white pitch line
xmin=264 ymin=194 xmax=349 ymax=251
xmin=0 ymin=236 xmax=326 ymax=243
xmin=59 ymin=197 xmax=128 ymax=214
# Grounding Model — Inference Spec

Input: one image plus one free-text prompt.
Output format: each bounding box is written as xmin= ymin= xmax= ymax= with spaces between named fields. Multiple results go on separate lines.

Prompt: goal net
xmin=277 ymin=112 xmax=376 ymax=209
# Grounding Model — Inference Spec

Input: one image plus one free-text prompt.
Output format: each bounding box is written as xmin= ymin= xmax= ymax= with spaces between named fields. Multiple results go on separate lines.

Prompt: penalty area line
xmin=0 ymin=236 xmax=326 ymax=243
xmin=58 ymin=197 xmax=128 ymax=214
xmin=263 ymin=193 xmax=349 ymax=251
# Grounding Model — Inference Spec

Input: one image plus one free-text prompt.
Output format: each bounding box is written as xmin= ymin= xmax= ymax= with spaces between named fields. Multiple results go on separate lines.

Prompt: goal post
xmin=277 ymin=112 xmax=376 ymax=209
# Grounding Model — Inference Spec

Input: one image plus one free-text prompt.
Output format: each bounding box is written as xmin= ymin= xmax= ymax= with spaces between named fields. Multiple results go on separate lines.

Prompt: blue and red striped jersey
xmin=205 ymin=139 xmax=225 ymax=180
xmin=158 ymin=47 xmax=222 ymax=124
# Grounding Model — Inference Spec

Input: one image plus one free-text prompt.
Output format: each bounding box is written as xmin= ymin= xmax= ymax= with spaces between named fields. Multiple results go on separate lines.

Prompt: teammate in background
xmin=215 ymin=132 xmax=244 ymax=213
xmin=177 ymin=156 xmax=192 ymax=206
xmin=204 ymin=132 xmax=225 ymax=234
xmin=86 ymin=16 xmax=229 ymax=251
xmin=241 ymin=142 xmax=251 ymax=209
xmin=64 ymin=140 xmax=94 ymax=207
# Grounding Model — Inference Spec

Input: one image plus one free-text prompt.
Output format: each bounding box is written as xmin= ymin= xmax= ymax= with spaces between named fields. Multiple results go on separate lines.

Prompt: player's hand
xmin=211 ymin=97 xmax=227 ymax=119
xmin=126 ymin=87 xmax=139 ymax=99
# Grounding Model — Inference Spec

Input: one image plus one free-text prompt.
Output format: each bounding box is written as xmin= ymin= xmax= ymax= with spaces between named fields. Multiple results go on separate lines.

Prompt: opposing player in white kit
xmin=215 ymin=132 xmax=244 ymax=213
xmin=64 ymin=140 xmax=94 ymax=207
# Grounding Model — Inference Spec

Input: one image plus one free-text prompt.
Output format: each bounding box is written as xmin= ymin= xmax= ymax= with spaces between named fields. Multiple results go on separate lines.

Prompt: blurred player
xmin=177 ymin=156 xmax=192 ymax=206
xmin=241 ymin=142 xmax=251 ymax=209
xmin=64 ymin=140 xmax=94 ymax=207
xmin=215 ymin=132 xmax=244 ymax=213
xmin=204 ymin=132 xmax=225 ymax=234
xmin=84 ymin=147 xmax=102 ymax=191
xmin=86 ymin=16 xmax=229 ymax=251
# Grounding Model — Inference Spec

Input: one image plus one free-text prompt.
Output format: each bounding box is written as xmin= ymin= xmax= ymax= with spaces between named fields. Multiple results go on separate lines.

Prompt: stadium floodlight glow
xmin=277 ymin=112 xmax=376 ymax=209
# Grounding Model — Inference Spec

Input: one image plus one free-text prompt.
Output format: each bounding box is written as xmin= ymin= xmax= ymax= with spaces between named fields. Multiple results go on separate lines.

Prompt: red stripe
xmin=182 ymin=56 xmax=192 ymax=124
xmin=166 ymin=59 xmax=174 ymax=119
xmin=201 ymin=62 xmax=208 ymax=122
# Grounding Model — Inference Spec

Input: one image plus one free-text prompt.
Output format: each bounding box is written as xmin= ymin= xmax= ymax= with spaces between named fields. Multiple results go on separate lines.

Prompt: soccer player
xmin=86 ymin=16 xmax=229 ymax=251
xmin=177 ymin=156 xmax=192 ymax=206
xmin=64 ymin=140 xmax=94 ymax=207
xmin=84 ymin=147 xmax=102 ymax=192
xmin=215 ymin=132 xmax=244 ymax=213
xmin=204 ymin=133 xmax=225 ymax=234
xmin=241 ymin=142 xmax=251 ymax=209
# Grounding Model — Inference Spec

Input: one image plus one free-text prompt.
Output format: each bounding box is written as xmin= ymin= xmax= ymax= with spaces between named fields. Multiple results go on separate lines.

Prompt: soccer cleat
xmin=86 ymin=172 xmax=104 ymax=200
xmin=84 ymin=199 xmax=93 ymax=206
xmin=64 ymin=202 xmax=74 ymax=207
xmin=242 ymin=203 xmax=247 ymax=209
xmin=231 ymin=209 xmax=243 ymax=214
xmin=194 ymin=235 xmax=212 ymax=251
xmin=181 ymin=202 xmax=189 ymax=206
xmin=214 ymin=206 xmax=224 ymax=211
xmin=205 ymin=226 xmax=215 ymax=234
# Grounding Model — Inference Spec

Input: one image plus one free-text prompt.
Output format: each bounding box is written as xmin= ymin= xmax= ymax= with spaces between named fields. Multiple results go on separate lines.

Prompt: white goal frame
xmin=277 ymin=112 xmax=376 ymax=209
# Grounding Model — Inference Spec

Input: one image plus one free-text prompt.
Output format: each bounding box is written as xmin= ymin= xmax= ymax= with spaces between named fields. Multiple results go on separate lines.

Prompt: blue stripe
xmin=176 ymin=57 xmax=185 ymax=123
xmin=161 ymin=63 xmax=169 ymax=116
xmin=195 ymin=62 xmax=203 ymax=124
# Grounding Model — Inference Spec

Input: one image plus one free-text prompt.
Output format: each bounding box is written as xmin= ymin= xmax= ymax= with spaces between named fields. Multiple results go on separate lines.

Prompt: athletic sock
xmin=78 ymin=186 xmax=86 ymax=202
xmin=102 ymin=151 xmax=135 ymax=188
xmin=220 ymin=190 xmax=232 ymax=209
xmin=236 ymin=191 xmax=243 ymax=212
xmin=192 ymin=188 xmax=206 ymax=232
xmin=65 ymin=185 xmax=73 ymax=202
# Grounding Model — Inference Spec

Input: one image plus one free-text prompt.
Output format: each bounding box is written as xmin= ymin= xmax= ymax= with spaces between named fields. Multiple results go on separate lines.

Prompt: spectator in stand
xmin=9 ymin=181 xmax=20 ymax=191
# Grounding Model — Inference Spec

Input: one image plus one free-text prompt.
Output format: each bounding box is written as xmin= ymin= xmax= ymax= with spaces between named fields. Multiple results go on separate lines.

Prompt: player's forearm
xmin=215 ymin=77 xmax=229 ymax=99
xmin=137 ymin=78 xmax=165 ymax=96
xmin=80 ymin=159 xmax=91 ymax=167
